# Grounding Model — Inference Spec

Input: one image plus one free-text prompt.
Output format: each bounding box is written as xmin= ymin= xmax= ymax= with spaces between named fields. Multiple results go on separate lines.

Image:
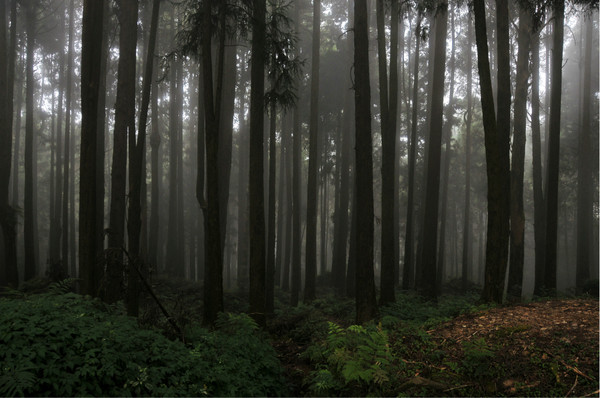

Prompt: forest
xmin=0 ymin=0 xmax=598 ymax=396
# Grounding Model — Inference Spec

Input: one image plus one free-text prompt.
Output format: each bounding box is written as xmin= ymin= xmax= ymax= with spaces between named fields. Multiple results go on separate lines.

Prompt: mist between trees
xmin=0 ymin=0 xmax=598 ymax=324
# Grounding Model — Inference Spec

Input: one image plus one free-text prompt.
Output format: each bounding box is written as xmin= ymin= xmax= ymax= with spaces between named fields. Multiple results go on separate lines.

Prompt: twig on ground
xmin=566 ymin=374 xmax=578 ymax=397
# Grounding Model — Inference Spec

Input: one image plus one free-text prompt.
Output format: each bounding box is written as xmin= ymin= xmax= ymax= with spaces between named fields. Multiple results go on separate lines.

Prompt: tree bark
xmin=543 ymin=0 xmax=564 ymax=294
xmin=475 ymin=0 xmax=511 ymax=304
xmin=249 ymin=0 xmax=267 ymax=326
xmin=304 ymin=0 xmax=320 ymax=303
xmin=420 ymin=2 xmax=447 ymax=300
xmin=105 ymin=0 xmax=137 ymax=301
xmin=24 ymin=2 xmax=37 ymax=281
xmin=354 ymin=0 xmax=378 ymax=323
xmin=462 ymin=14 xmax=473 ymax=291
xmin=576 ymin=14 xmax=593 ymax=293
xmin=79 ymin=0 xmax=106 ymax=297
xmin=402 ymin=13 xmax=422 ymax=291
xmin=508 ymin=7 xmax=531 ymax=300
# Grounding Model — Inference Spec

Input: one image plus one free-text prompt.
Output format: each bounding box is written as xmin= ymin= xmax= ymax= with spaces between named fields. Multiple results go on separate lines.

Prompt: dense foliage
xmin=0 ymin=290 xmax=287 ymax=397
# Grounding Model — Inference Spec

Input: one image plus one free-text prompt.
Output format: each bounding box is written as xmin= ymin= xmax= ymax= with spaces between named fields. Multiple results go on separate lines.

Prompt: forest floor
xmin=268 ymin=292 xmax=599 ymax=396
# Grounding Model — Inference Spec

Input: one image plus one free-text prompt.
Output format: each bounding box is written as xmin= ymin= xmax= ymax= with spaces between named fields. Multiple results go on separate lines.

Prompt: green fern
xmin=0 ymin=364 xmax=37 ymax=397
xmin=47 ymin=278 xmax=79 ymax=295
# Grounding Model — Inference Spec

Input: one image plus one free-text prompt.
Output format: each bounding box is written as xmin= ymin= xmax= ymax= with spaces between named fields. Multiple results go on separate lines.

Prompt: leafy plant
xmin=0 ymin=293 xmax=287 ymax=397
xmin=461 ymin=338 xmax=497 ymax=380
xmin=305 ymin=322 xmax=396 ymax=396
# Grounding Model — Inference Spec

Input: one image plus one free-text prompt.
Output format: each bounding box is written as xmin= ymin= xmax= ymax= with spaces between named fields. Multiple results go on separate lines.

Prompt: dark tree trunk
xmin=275 ymin=114 xmax=287 ymax=287
xmin=436 ymin=4 xmax=455 ymax=295
xmin=531 ymin=30 xmax=546 ymax=296
xmin=331 ymin=8 xmax=353 ymax=296
xmin=403 ymin=13 xmax=421 ymax=291
xmin=63 ymin=0 xmax=75 ymax=277
xmin=236 ymin=58 xmax=249 ymax=292
xmin=462 ymin=14 xmax=473 ymax=291
xmin=290 ymin=1 xmax=302 ymax=307
xmin=105 ymin=0 xmax=137 ymax=301
xmin=507 ymin=7 xmax=531 ymax=300
xmin=377 ymin=0 xmax=396 ymax=305
xmin=420 ymin=2 xmax=447 ymax=300
xmin=166 ymin=9 xmax=179 ymax=277
xmin=248 ymin=0 xmax=267 ymax=326
xmin=24 ymin=2 xmax=37 ymax=281
xmin=576 ymin=15 xmax=593 ymax=293
xmin=543 ymin=0 xmax=564 ymax=294
xmin=201 ymin=0 xmax=224 ymax=326
xmin=475 ymin=0 xmax=511 ymax=304
xmin=354 ymin=0 xmax=378 ymax=323
xmin=304 ymin=0 xmax=320 ymax=304
xmin=0 ymin=0 xmax=18 ymax=287
xmin=266 ymin=101 xmax=277 ymax=314
xmin=149 ymin=53 xmax=161 ymax=271
xmin=127 ymin=0 xmax=159 ymax=316
xmin=79 ymin=0 xmax=106 ymax=296
xmin=283 ymin=114 xmax=293 ymax=290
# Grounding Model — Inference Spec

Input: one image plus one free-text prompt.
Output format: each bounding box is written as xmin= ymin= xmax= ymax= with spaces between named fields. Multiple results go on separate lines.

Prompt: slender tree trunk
xmin=149 ymin=54 xmax=161 ymax=270
xmin=531 ymin=30 xmax=546 ymax=296
xmin=508 ymin=7 xmax=531 ymax=300
xmin=166 ymin=9 xmax=179 ymax=277
xmin=304 ymin=0 xmax=320 ymax=303
xmin=420 ymin=2 xmax=447 ymax=300
xmin=236 ymin=58 xmax=249 ymax=292
xmin=377 ymin=0 xmax=396 ymax=305
xmin=290 ymin=2 xmax=302 ymax=307
xmin=201 ymin=0 xmax=224 ymax=325
xmin=275 ymin=115 xmax=286 ymax=287
xmin=403 ymin=13 xmax=421 ymax=290
xmin=127 ymin=0 xmax=159 ymax=316
xmin=105 ymin=0 xmax=137 ymax=301
xmin=80 ymin=0 xmax=106 ymax=296
xmin=475 ymin=0 xmax=511 ymax=304
xmin=576 ymin=14 xmax=593 ymax=293
xmin=436 ymin=4 xmax=455 ymax=295
xmin=543 ymin=0 xmax=564 ymax=294
xmin=24 ymin=2 xmax=37 ymax=281
xmin=0 ymin=0 xmax=18 ymax=287
xmin=354 ymin=0 xmax=378 ymax=323
xmin=248 ymin=0 xmax=267 ymax=326
xmin=283 ymin=114 xmax=293 ymax=290
xmin=462 ymin=14 xmax=473 ymax=291
xmin=266 ymin=101 xmax=277 ymax=314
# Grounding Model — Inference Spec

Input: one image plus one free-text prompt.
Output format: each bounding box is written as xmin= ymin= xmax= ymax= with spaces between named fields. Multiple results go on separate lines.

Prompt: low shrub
xmin=0 ymin=291 xmax=287 ymax=397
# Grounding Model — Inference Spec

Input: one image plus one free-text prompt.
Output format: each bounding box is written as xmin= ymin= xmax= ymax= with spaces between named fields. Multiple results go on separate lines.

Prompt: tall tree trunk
xmin=166 ymin=9 xmax=179 ymax=277
xmin=420 ymin=1 xmax=447 ymax=300
xmin=304 ymin=0 xmax=320 ymax=303
xmin=80 ymin=0 xmax=106 ymax=297
xmin=531 ymin=30 xmax=546 ymax=296
xmin=149 ymin=52 xmax=161 ymax=271
xmin=266 ymin=101 xmax=277 ymax=314
xmin=24 ymin=2 xmax=37 ymax=281
xmin=331 ymin=5 xmax=353 ymax=295
xmin=283 ymin=114 xmax=293 ymax=290
xmin=543 ymin=0 xmax=564 ymax=294
xmin=507 ymin=7 xmax=531 ymax=300
xmin=0 ymin=0 xmax=18 ymax=287
xmin=201 ymin=0 xmax=224 ymax=326
xmin=354 ymin=0 xmax=378 ymax=323
xmin=403 ymin=13 xmax=421 ymax=290
xmin=390 ymin=0 xmax=400 ymax=287
xmin=436 ymin=4 xmax=455 ymax=295
xmin=576 ymin=14 xmax=593 ymax=293
xmin=475 ymin=0 xmax=511 ymax=304
xmin=248 ymin=0 xmax=267 ymax=326
xmin=128 ymin=0 xmax=159 ymax=316
xmin=377 ymin=0 xmax=396 ymax=305
xmin=236 ymin=57 xmax=249 ymax=292
xmin=462 ymin=14 xmax=473 ymax=291
xmin=290 ymin=1 xmax=302 ymax=307
xmin=275 ymin=114 xmax=287 ymax=287
xmin=105 ymin=0 xmax=137 ymax=301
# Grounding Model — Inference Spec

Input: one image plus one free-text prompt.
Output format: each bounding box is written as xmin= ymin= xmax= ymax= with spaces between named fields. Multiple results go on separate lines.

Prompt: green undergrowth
xmin=0 ymin=287 xmax=287 ymax=397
